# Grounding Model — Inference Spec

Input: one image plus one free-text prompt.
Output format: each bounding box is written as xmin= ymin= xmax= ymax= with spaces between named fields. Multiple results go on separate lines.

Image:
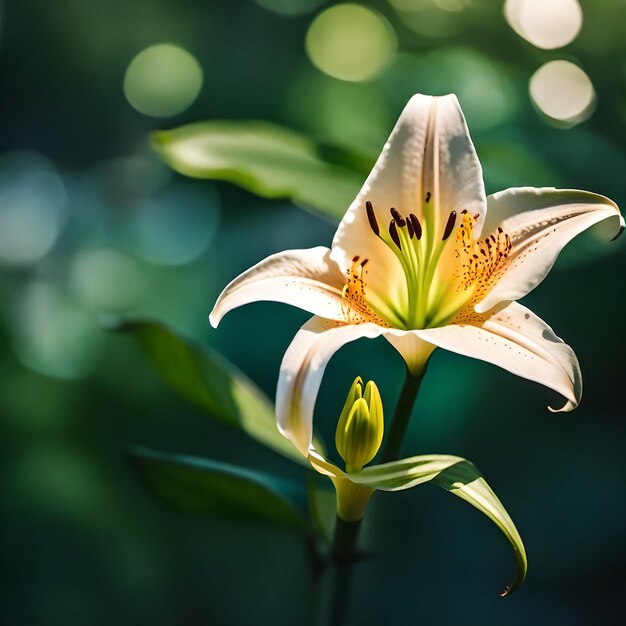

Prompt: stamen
xmin=442 ymin=211 xmax=457 ymax=241
xmin=409 ymin=214 xmax=422 ymax=240
xmin=389 ymin=220 xmax=401 ymax=249
xmin=390 ymin=207 xmax=406 ymax=227
xmin=360 ymin=258 xmax=369 ymax=267
xmin=425 ymin=192 xmax=431 ymax=203
xmin=406 ymin=217 xmax=414 ymax=239
xmin=352 ymin=255 xmax=360 ymax=262
xmin=366 ymin=201 xmax=380 ymax=237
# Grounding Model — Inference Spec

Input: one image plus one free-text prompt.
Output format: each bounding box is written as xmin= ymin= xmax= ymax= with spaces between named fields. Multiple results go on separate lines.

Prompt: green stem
xmin=380 ymin=366 xmax=427 ymax=463
xmin=323 ymin=517 xmax=362 ymax=626
xmin=315 ymin=367 xmax=427 ymax=624
xmin=306 ymin=537 xmax=326 ymax=626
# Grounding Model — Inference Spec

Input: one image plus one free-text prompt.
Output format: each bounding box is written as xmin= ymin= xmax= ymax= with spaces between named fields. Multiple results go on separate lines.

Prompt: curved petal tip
xmin=548 ymin=398 xmax=577 ymax=413
xmin=208 ymin=311 xmax=219 ymax=329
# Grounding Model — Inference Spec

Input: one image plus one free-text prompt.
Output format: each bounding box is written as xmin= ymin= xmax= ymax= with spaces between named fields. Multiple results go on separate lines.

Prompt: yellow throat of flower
xmin=341 ymin=200 xmax=512 ymax=330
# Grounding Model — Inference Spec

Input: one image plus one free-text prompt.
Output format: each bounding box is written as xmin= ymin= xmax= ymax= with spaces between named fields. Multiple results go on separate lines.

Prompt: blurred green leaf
xmin=152 ymin=121 xmax=364 ymax=221
xmin=131 ymin=447 xmax=308 ymax=530
xmin=352 ymin=454 xmax=527 ymax=596
xmin=307 ymin=474 xmax=336 ymax=539
xmin=116 ymin=320 xmax=307 ymax=464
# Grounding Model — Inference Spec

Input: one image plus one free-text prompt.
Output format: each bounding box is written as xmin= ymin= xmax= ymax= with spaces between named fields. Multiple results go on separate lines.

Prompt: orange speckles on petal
xmin=452 ymin=213 xmax=512 ymax=318
xmin=342 ymin=258 xmax=389 ymax=326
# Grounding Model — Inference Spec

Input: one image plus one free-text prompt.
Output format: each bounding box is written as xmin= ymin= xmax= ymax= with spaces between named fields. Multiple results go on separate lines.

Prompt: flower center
xmin=360 ymin=200 xmax=512 ymax=329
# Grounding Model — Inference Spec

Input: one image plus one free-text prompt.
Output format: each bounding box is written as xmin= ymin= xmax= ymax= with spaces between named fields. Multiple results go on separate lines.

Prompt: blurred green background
xmin=1 ymin=0 xmax=625 ymax=624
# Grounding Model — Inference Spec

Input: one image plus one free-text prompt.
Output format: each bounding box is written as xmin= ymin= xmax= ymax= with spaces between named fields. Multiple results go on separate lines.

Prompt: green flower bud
xmin=335 ymin=377 xmax=384 ymax=473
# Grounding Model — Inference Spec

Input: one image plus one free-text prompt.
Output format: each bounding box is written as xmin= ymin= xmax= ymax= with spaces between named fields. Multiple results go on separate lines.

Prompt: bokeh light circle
xmin=504 ymin=0 xmax=583 ymax=50
xmin=529 ymin=60 xmax=595 ymax=123
xmin=14 ymin=283 xmax=103 ymax=380
xmin=0 ymin=152 xmax=67 ymax=266
xmin=71 ymin=248 xmax=147 ymax=312
xmin=130 ymin=186 xmax=219 ymax=266
xmin=124 ymin=44 xmax=203 ymax=117
xmin=305 ymin=4 xmax=397 ymax=82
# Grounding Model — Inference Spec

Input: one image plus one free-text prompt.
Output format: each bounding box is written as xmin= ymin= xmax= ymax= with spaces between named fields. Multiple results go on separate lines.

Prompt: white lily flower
xmin=210 ymin=94 xmax=623 ymax=456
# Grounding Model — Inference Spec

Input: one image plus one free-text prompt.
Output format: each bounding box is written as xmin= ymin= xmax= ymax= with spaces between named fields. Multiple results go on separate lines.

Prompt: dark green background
xmin=1 ymin=0 xmax=625 ymax=624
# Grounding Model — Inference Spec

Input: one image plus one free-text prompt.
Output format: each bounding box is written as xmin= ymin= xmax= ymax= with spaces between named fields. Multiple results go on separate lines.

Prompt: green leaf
xmin=307 ymin=474 xmax=336 ymax=539
xmin=131 ymin=447 xmax=308 ymax=530
xmin=351 ymin=454 xmax=527 ymax=596
xmin=116 ymin=320 xmax=306 ymax=464
xmin=152 ymin=121 xmax=364 ymax=222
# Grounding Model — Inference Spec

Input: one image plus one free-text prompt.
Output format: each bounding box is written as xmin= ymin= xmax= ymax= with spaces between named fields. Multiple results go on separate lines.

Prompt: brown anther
xmin=352 ymin=255 xmax=360 ymax=262
xmin=442 ymin=211 xmax=457 ymax=241
xmin=425 ymin=192 xmax=431 ymax=203
xmin=360 ymin=258 xmax=369 ymax=267
xmin=410 ymin=214 xmax=422 ymax=240
xmin=390 ymin=207 xmax=406 ymax=227
xmin=366 ymin=201 xmax=380 ymax=237
xmin=389 ymin=220 xmax=401 ymax=249
xmin=473 ymin=213 xmax=480 ymax=221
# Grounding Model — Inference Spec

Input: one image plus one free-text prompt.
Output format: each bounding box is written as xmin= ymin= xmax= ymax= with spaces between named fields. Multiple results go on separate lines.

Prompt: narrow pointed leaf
xmin=131 ymin=447 xmax=308 ymax=530
xmin=351 ymin=455 xmax=527 ymax=596
xmin=115 ymin=320 xmax=306 ymax=464
xmin=152 ymin=121 xmax=364 ymax=221
xmin=431 ymin=460 xmax=527 ymax=597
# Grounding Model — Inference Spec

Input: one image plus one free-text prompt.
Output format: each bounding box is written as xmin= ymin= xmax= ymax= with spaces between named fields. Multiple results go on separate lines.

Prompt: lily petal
xmin=209 ymin=247 xmax=346 ymax=327
xmin=330 ymin=94 xmax=487 ymax=308
xmin=476 ymin=188 xmax=623 ymax=313
xmin=383 ymin=329 xmax=436 ymax=376
xmin=415 ymin=302 xmax=581 ymax=411
xmin=276 ymin=317 xmax=385 ymax=455
xmin=308 ymin=448 xmax=343 ymax=479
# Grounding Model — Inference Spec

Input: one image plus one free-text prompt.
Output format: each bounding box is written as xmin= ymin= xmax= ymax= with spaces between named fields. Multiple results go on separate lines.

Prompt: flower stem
xmin=316 ymin=367 xmax=427 ymax=624
xmin=380 ymin=366 xmax=427 ymax=463
xmin=323 ymin=517 xmax=362 ymax=626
